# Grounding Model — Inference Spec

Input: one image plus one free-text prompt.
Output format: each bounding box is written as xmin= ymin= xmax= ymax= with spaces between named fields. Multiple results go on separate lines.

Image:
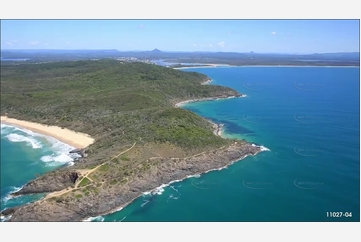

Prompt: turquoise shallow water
xmin=0 ymin=124 xmax=80 ymax=220
xmin=1 ymin=66 xmax=360 ymax=222
xmin=98 ymin=66 xmax=360 ymax=222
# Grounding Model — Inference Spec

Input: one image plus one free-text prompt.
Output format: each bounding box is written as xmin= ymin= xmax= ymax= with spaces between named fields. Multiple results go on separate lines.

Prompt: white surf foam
xmin=168 ymin=194 xmax=179 ymax=200
xmin=39 ymin=136 xmax=81 ymax=166
xmin=3 ymin=123 xmax=80 ymax=166
xmin=1 ymin=123 xmax=13 ymax=129
xmin=260 ymin=145 xmax=271 ymax=151
xmin=1 ymin=186 xmax=22 ymax=203
xmin=141 ymin=200 xmax=150 ymax=207
xmin=170 ymin=185 xmax=179 ymax=193
xmin=251 ymin=143 xmax=271 ymax=152
xmin=6 ymin=133 xmax=43 ymax=149
xmin=0 ymin=215 xmax=12 ymax=222
xmin=83 ymin=215 xmax=104 ymax=222
xmin=151 ymin=184 xmax=166 ymax=195
xmin=3 ymin=124 xmax=39 ymax=137
xmin=142 ymin=179 xmax=183 ymax=196
xmin=187 ymin=174 xmax=200 ymax=178
xmin=1 ymin=124 xmax=16 ymax=135
xmin=138 ymin=144 xmax=271 ymax=207
xmin=40 ymin=153 xmax=74 ymax=164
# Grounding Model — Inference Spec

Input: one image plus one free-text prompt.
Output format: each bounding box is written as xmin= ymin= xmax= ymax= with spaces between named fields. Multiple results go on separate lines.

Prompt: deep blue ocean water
xmin=1 ymin=66 xmax=359 ymax=222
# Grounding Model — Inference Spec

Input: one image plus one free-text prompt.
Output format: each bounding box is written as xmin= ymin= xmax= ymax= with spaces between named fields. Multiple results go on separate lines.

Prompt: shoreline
xmin=174 ymin=95 xmax=245 ymax=108
xmin=173 ymin=64 xmax=232 ymax=70
xmin=1 ymin=116 xmax=95 ymax=149
xmin=83 ymin=142 xmax=270 ymax=222
xmin=2 ymin=70 xmax=264 ymax=222
xmin=173 ymin=64 xmax=359 ymax=69
xmin=83 ymin=92 xmax=265 ymax=222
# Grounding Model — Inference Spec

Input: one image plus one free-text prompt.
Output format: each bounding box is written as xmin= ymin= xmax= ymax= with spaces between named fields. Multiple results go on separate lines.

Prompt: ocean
xmin=1 ymin=66 xmax=360 ymax=222
xmin=0 ymin=124 xmax=80 ymax=220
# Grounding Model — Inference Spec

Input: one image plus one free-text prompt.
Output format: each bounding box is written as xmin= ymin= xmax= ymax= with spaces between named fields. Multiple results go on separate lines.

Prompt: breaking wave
xmin=6 ymin=133 xmax=42 ymax=149
xmin=2 ymin=123 xmax=80 ymax=166
xmin=83 ymin=216 xmax=104 ymax=222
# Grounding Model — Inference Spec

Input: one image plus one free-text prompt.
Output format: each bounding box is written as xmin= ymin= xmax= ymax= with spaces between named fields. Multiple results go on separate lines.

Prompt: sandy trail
xmin=42 ymin=142 xmax=137 ymax=201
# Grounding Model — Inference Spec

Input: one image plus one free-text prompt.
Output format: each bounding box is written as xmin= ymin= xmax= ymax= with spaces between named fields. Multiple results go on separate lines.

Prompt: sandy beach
xmin=173 ymin=63 xmax=232 ymax=70
xmin=174 ymin=95 xmax=242 ymax=108
xmin=1 ymin=116 xmax=95 ymax=149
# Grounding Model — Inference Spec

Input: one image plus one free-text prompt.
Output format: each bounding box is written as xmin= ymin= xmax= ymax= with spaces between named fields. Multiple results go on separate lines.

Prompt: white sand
xmin=1 ymin=116 xmax=94 ymax=149
xmin=173 ymin=63 xmax=233 ymax=69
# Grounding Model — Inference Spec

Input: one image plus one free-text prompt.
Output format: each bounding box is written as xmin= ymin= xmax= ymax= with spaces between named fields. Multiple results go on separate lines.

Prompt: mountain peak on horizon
xmin=151 ymin=48 xmax=162 ymax=53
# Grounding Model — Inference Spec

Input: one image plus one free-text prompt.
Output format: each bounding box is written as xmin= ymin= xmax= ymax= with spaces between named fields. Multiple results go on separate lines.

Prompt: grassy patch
xmin=78 ymin=177 xmax=90 ymax=187
xmin=99 ymin=164 xmax=109 ymax=172
xmin=120 ymin=155 xmax=130 ymax=161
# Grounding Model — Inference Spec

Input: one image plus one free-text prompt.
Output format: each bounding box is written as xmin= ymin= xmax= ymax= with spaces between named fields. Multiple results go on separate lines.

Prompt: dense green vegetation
xmin=1 ymin=59 xmax=239 ymax=167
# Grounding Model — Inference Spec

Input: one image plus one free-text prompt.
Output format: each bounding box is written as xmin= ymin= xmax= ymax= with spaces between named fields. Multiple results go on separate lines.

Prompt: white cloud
xmin=30 ymin=41 xmax=40 ymax=45
xmin=6 ymin=40 xmax=18 ymax=46
xmin=209 ymin=44 xmax=213 ymax=47
xmin=218 ymin=41 xmax=225 ymax=48
xmin=271 ymin=31 xmax=276 ymax=35
xmin=193 ymin=44 xmax=196 ymax=47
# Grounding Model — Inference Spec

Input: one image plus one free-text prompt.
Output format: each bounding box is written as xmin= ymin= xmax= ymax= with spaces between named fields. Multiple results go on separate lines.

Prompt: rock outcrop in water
xmin=10 ymin=171 xmax=80 ymax=196
xmin=70 ymin=148 xmax=88 ymax=158
xmin=4 ymin=142 xmax=262 ymax=221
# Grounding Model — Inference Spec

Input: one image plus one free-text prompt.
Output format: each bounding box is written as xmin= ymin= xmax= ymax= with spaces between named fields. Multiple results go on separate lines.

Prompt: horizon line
xmin=1 ymin=49 xmax=360 ymax=55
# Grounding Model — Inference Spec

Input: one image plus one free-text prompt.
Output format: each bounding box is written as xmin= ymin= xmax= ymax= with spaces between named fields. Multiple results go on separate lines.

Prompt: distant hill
xmin=150 ymin=48 xmax=162 ymax=53
xmin=1 ymin=49 xmax=359 ymax=66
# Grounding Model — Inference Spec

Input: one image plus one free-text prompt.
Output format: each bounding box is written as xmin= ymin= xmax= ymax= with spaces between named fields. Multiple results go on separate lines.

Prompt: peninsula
xmin=1 ymin=59 xmax=263 ymax=221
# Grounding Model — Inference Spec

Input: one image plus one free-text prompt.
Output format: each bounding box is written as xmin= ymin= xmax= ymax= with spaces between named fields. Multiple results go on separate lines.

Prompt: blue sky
xmin=1 ymin=20 xmax=359 ymax=53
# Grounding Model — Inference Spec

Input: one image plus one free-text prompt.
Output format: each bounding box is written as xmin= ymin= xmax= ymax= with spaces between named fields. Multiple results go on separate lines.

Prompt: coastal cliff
xmin=4 ymin=141 xmax=261 ymax=221
xmin=11 ymin=171 xmax=80 ymax=196
xmin=1 ymin=60 xmax=264 ymax=221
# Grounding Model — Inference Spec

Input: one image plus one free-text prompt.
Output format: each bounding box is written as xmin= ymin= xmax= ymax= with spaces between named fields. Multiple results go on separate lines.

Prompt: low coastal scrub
xmin=1 ymin=60 xmax=238 ymax=168
xmin=0 ymin=59 xmax=250 ymax=221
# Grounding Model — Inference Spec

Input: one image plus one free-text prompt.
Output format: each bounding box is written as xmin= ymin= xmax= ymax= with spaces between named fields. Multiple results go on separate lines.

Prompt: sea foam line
xmin=3 ymin=123 xmax=80 ymax=166
xmin=6 ymin=133 xmax=43 ymax=149
xmin=83 ymin=215 xmax=104 ymax=222
xmin=142 ymin=144 xmax=270 ymax=197
xmin=174 ymin=94 xmax=246 ymax=108
xmin=95 ymin=144 xmax=271 ymax=221
xmin=2 ymin=186 xmax=23 ymax=203
xmin=0 ymin=215 xmax=12 ymax=222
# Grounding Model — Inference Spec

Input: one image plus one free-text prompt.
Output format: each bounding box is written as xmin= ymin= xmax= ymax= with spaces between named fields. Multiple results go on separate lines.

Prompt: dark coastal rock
xmin=7 ymin=142 xmax=263 ymax=222
xmin=11 ymin=170 xmax=80 ymax=196
xmin=69 ymin=148 xmax=87 ymax=158
xmin=1 ymin=206 xmax=20 ymax=216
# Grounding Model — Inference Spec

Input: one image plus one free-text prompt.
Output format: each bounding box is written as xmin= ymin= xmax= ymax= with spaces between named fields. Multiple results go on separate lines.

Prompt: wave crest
xmin=6 ymin=133 xmax=42 ymax=149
